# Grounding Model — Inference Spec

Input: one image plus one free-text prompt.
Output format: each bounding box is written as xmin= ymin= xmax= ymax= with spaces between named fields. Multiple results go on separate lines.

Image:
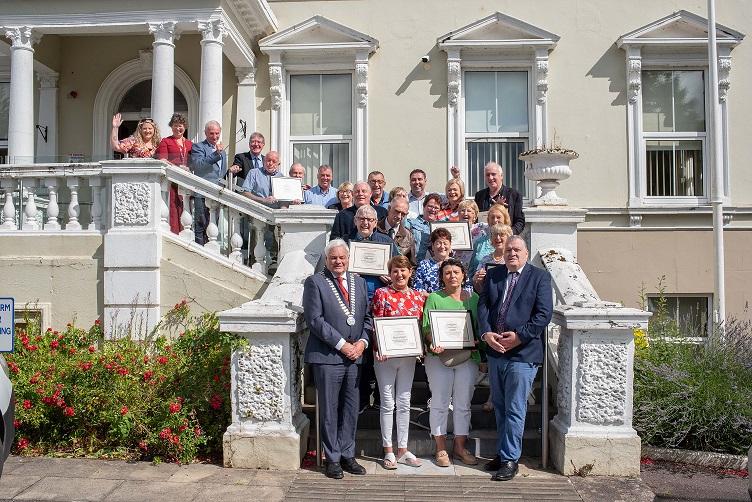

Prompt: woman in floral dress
xmin=110 ymin=113 xmax=161 ymax=158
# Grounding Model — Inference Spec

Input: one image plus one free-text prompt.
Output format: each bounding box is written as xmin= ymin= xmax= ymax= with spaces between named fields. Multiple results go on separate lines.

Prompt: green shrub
xmin=633 ymin=282 xmax=752 ymax=455
xmin=6 ymin=301 xmax=246 ymax=463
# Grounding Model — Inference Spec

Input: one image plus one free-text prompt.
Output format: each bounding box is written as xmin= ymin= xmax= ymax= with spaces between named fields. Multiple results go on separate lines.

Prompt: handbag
xmin=438 ymin=348 xmax=472 ymax=367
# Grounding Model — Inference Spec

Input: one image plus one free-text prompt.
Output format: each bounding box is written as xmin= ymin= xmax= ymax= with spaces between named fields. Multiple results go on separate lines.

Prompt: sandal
xmin=397 ymin=451 xmax=422 ymax=467
xmin=454 ymin=448 xmax=478 ymax=465
xmin=435 ymin=449 xmax=451 ymax=467
xmin=382 ymin=452 xmax=397 ymax=470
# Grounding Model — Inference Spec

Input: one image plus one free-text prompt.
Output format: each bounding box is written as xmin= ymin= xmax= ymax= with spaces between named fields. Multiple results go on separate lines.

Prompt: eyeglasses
xmin=425 ymin=205 xmax=440 ymax=211
xmin=138 ymin=118 xmax=155 ymax=125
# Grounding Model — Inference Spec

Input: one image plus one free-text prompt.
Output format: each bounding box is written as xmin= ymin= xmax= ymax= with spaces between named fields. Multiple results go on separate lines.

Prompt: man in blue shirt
xmin=242 ymin=151 xmax=283 ymax=207
xmin=367 ymin=171 xmax=390 ymax=209
xmin=304 ymin=165 xmax=337 ymax=207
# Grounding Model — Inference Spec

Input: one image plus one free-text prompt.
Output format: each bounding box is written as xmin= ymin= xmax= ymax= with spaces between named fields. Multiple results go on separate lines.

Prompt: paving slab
xmin=166 ymin=463 xmax=223 ymax=483
xmin=91 ymin=460 xmax=181 ymax=481
xmin=102 ymin=480 xmax=201 ymax=502
xmin=13 ymin=476 xmax=122 ymax=501
xmin=192 ymin=482 xmax=286 ymax=502
xmin=0 ymin=474 xmax=42 ymax=498
xmin=569 ymin=475 xmax=654 ymax=502
xmin=8 ymin=457 xmax=102 ymax=478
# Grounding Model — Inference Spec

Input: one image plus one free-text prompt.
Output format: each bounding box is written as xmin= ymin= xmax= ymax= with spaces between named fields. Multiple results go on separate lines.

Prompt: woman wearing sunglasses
xmin=110 ymin=113 xmax=161 ymax=158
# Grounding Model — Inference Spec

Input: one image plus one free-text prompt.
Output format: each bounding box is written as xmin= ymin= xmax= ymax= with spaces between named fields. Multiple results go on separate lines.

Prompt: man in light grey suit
xmin=303 ymin=239 xmax=372 ymax=479
xmin=189 ymin=120 xmax=240 ymax=245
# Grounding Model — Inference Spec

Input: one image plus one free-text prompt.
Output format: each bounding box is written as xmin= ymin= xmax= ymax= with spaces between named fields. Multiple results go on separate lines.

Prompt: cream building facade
xmin=1 ymin=0 xmax=751 ymax=327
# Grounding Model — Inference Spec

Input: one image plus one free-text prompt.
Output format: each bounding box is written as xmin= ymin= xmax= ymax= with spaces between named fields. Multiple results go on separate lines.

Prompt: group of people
xmin=303 ymin=164 xmax=552 ymax=482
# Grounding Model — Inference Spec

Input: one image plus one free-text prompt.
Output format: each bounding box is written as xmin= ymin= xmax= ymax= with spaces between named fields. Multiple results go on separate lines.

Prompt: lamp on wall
xmin=36 ymin=125 xmax=48 ymax=143
xmin=239 ymin=119 xmax=247 ymax=139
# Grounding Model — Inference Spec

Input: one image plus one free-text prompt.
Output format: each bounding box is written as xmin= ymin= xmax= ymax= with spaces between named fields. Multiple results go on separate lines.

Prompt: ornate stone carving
xmin=536 ymin=59 xmax=549 ymax=104
xmin=718 ymin=57 xmax=732 ymax=103
xmin=355 ymin=62 xmax=368 ymax=108
xmin=198 ymin=19 xmax=226 ymax=44
xmin=629 ymin=214 xmax=643 ymax=228
xmin=269 ymin=64 xmax=284 ymax=111
xmin=113 ymin=182 xmax=151 ymax=226
xmin=148 ymin=21 xmax=178 ymax=46
xmin=627 ymin=58 xmax=642 ymax=104
xmin=723 ymin=213 xmax=733 ymax=226
xmin=447 ymin=61 xmax=461 ymax=107
xmin=138 ymin=50 xmax=153 ymax=70
xmin=5 ymin=26 xmax=40 ymax=49
xmin=236 ymin=344 xmax=285 ymax=421
xmin=235 ymin=67 xmax=256 ymax=86
xmin=556 ymin=333 xmax=573 ymax=419
xmin=576 ymin=342 xmax=628 ymax=425
xmin=37 ymin=72 xmax=59 ymax=89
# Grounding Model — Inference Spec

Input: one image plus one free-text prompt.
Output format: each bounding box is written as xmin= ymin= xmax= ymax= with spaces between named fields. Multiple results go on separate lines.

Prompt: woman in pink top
xmin=110 ymin=114 xmax=161 ymax=158
xmin=371 ymin=255 xmax=425 ymax=470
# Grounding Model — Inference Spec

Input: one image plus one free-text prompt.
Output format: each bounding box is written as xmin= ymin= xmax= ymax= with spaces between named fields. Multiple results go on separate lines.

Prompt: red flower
xmin=29 ymin=371 xmax=41 ymax=384
xmin=212 ymin=375 xmax=220 ymax=383
xmin=50 ymin=340 xmax=60 ymax=349
xmin=209 ymin=394 xmax=223 ymax=410
xmin=13 ymin=419 xmax=21 ymax=429
xmin=138 ymin=440 xmax=148 ymax=451
xmin=170 ymin=434 xmax=181 ymax=445
xmin=142 ymin=370 xmax=153 ymax=381
xmin=94 ymin=319 xmax=101 ymax=326
xmin=46 ymin=327 xmax=53 ymax=332
xmin=143 ymin=355 xmax=150 ymax=363
xmin=69 ymin=348 xmax=77 ymax=355
xmin=178 ymin=425 xmax=187 ymax=432
xmin=79 ymin=362 xmax=93 ymax=371
xmin=17 ymin=437 xmax=30 ymax=450
xmin=157 ymin=356 xmax=168 ymax=365
xmin=22 ymin=399 xmax=32 ymax=410
xmin=27 ymin=345 xmax=38 ymax=351
xmin=88 ymin=345 xmax=96 ymax=353
xmin=169 ymin=401 xmax=182 ymax=414
xmin=116 ymin=367 xmax=129 ymax=376
xmin=7 ymin=361 xmax=19 ymax=373
xmin=63 ymin=406 xmax=75 ymax=417
xmin=159 ymin=427 xmax=172 ymax=440
xmin=120 ymin=406 xmax=129 ymax=416
xmin=194 ymin=426 xmax=202 ymax=437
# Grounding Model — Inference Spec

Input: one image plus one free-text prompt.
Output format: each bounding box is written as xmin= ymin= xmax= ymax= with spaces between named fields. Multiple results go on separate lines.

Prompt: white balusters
xmin=1 ymin=181 xmax=17 ymax=230
xmin=228 ymin=209 xmax=243 ymax=263
xmin=204 ymin=198 xmax=220 ymax=253
xmin=66 ymin=177 xmax=82 ymax=231
xmin=159 ymin=179 xmax=170 ymax=232
xmin=252 ymin=218 xmax=267 ymax=274
xmin=44 ymin=177 xmax=60 ymax=230
xmin=88 ymin=177 xmax=103 ymax=231
xmin=21 ymin=180 xmax=39 ymax=230
xmin=178 ymin=187 xmax=194 ymax=242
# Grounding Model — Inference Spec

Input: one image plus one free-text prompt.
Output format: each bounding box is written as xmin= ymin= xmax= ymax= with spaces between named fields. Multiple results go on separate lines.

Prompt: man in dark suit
xmin=376 ymin=197 xmax=416 ymax=266
xmin=474 ymin=162 xmax=525 ymax=235
xmin=303 ymin=239 xmax=372 ymax=479
xmin=230 ymin=132 xmax=265 ymax=189
xmin=330 ymin=182 xmax=387 ymax=241
xmin=477 ymin=235 xmax=553 ymax=481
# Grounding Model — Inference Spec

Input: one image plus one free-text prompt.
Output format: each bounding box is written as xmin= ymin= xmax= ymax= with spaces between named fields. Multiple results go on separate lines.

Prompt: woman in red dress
xmin=155 ymin=113 xmax=193 ymax=234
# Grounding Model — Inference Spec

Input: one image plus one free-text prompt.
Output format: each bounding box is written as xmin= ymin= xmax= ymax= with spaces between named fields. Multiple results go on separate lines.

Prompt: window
xmin=289 ymin=74 xmax=352 ymax=184
xmin=647 ymin=295 xmax=710 ymax=336
xmin=642 ymin=70 xmax=706 ymax=197
xmin=464 ymin=71 xmax=529 ymax=196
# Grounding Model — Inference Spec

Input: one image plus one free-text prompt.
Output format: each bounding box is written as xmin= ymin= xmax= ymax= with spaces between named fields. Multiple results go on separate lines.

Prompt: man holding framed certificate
xmin=303 ymin=239 xmax=372 ymax=480
xmin=477 ymin=235 xmax=553 ymax=481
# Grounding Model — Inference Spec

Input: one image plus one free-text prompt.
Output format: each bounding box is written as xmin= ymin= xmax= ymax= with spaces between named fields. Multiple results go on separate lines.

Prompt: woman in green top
xmin=422 ymin=258 xmax=480 ymax=468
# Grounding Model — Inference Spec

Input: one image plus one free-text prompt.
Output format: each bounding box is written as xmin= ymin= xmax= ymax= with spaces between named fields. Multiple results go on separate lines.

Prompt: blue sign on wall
xmin=0 ymin=298 xmax=14 ymax=352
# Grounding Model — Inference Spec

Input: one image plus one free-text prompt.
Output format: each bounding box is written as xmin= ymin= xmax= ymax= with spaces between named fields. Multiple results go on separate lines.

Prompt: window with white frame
xmin=0 ymin=81 xmax=9 ymax=162
xmin=646 ymin=294 xmax=710 ymax=336
xmin=642 ymin=70 xmax=706 ymax=198
xmin=289 ymin=73 xmax=352 ymax=185
xmin=464 ymin=70 xmax=529 ymax=196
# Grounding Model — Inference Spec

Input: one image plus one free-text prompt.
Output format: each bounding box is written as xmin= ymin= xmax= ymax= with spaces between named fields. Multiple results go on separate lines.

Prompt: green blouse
xmin=421 ymin=290 xmax=482 ymax=363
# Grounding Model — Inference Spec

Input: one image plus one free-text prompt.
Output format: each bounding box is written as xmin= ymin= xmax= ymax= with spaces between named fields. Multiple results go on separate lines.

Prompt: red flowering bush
xmin=6 ymin=303 xmax=245 ymax=464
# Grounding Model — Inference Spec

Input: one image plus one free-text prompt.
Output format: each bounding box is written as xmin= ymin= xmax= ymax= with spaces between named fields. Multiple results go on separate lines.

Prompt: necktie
xmin=496 ymin=271 xmax=519 ymax=333
xmin=253 ymin=157 xmax=260 ymax=170
xmin=388 ymin=227 xmax=395 ymax=239
xmin=336 ymin=276 xmax=349 ymax=304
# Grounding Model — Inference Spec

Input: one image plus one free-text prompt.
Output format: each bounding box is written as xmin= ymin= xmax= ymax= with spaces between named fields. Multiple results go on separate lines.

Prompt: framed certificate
xmin=348 ymin=241 xmax=391 ymax=276
xmin=430 ymin=221 xmax=472 ymax=250
xmin=484 ymin=262 xmax=502 ymax=272
xmin=271 ymin=176 xmax=303 ymax=201
xmin=374 ymin=316 xmax=423 ymax=358
xmin=428 ymin=310 xmax=475 ymax=349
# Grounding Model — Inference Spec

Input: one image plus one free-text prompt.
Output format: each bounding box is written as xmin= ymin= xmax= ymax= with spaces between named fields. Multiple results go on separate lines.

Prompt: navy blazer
xmin=189 ymin=139 xmax=227 ymax=184
xmin=303 ymin=269 xmax=373 ymax=365
xmin=477 ymin=262 xmax=553 ymax=365
xmin=330 ymin=204 xmax=389 ymax=242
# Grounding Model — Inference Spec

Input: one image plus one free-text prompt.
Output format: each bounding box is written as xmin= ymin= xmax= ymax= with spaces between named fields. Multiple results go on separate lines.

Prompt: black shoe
xmin=492 ymin=460 xmax=519 ymax=481
xmin=324 ymin=461 xmax=343 ymax=479
xmin=485 ymin=455 xmax=501 ymax=472
xmin=341 ymin=457 xmax=367 ymax=475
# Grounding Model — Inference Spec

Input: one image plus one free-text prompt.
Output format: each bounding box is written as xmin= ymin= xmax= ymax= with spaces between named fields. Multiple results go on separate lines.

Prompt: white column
xmin=197 ymin=20 xmax=226 ymax=131
xmin=234 ymin=67 xmax=256 ymax=154
xmin=148 ymin=22 xmax=177 ymax=137
xmin=5 ymin=26 xmax=40 ymax=164
xmin=354 ymin=52 xmax=369 ymax=182
xmin=625 ymin=47 xmax=643 ymax=207
xmin=36 ymin=72 xmax=58 ymax=162
xmin=534 ymin=48 xmax=550 ymax=148
xmin=445 ymin=49 xmax=462 ymax=177
xmin=268 ymin=54 xmax=284 ymax=153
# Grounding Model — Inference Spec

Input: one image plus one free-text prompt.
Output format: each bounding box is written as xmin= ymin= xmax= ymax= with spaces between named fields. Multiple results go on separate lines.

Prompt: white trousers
xmin=424 ymin=355 xmax=478 ymax=437
xmin=374 ymin=356 xmax=416 ymax=448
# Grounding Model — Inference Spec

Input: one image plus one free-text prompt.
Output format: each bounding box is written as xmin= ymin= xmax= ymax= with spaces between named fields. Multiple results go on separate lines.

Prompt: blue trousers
xmin=312 ymin=363 xmax=360 ymax=463
xmin=488 ymin=357 xmax=538 ymax=462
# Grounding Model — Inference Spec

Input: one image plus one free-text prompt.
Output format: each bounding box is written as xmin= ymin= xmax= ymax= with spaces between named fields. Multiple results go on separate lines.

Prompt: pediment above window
xmin=437 ymin=12 xmax=559 ymax=53
xmin=259 ymin=16 xmax=378 ymax=58
xmin=618 ymin=10 xmax=744 ymax=49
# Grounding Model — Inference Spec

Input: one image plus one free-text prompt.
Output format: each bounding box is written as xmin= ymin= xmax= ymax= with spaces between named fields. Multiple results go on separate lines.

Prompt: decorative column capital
xmin=627 ymin=56 xmax=642 ymax=104
xmin=4 ymin=26 xmax=41 ymax=50
xmin=235 ymin=66 xmax=256 ymax=85
xmin=269 ymin=62 xmax=284 ymax=111
xmin=148 ymin=21 xmax=178 ymax=46
xmin=37 ymin=71 xmax=59 ymax=88
xmin=198 ymin=19 xmax=226 ymax=45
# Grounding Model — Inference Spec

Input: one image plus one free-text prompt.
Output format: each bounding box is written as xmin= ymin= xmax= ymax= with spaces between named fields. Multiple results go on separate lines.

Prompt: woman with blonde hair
xmin=436 ymin=178 xmax=464 ymax=222
xmin=110 ymin=114 xmax=161 ymax=158
xmin=469 ymin=204 xmax=511 ymax=275
xmin=328 ymin=181 xmax=354 ymax=210
xmin=453 ymin=199 xmax=486 ymax=270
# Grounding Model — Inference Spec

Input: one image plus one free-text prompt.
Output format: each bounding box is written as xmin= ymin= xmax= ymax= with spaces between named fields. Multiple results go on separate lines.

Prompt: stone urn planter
xmin=520 ymin=147 xmax=579 ymax=206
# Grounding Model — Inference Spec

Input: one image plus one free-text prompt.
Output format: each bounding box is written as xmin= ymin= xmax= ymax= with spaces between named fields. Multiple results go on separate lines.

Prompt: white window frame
xmin=618 ymin=11 xmax=743 ymax=208
xmin=287 ymin=71 xmax=354 ymax=184
xmin=259 ymin=17 xmax=378 ymax=182
xmin=646 ymin=293 xmax=712 ymax=338
xmin=0 ymin=77 xmax=9 ymax=157
xmin=438 ymin=12 xmax=559 ymax=198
